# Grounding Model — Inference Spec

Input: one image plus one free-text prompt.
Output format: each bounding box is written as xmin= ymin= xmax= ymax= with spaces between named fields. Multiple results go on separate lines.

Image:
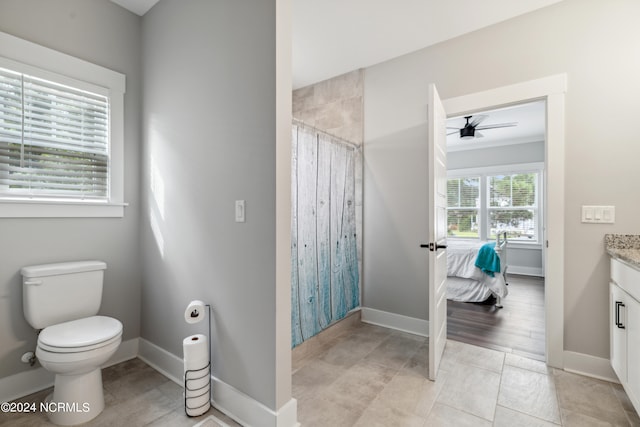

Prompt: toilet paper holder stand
xmin=184 ymin=303 xmax=212 ymax=417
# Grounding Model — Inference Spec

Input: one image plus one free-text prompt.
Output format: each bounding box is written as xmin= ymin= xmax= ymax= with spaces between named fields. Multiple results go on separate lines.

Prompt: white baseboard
xmin=0 ymin=337 xmax=139 ymax=403
xmin=137 ymin=337 xmax=183 ymax=385
xmin=563 ymin=350 xmax=618 ymax=383
xmin=212 ymin=378 xmax=298 ymax=427
xmin=104 ymin=337 xmax=139 ymax=368
xmin=138 ymin=338 xmax=298 ymax=427
xmin=507 ymin=266 xmax=544 ymax=277
xmin=0 ymin=366 xmax=54 ymax=403
xmin=360 ymin=307 xmax=429 ymax=337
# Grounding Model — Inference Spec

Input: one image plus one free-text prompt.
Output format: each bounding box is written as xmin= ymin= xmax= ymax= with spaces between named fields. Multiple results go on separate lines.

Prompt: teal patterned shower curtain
xmin=291 ymin=122 xmax=360 ymax=347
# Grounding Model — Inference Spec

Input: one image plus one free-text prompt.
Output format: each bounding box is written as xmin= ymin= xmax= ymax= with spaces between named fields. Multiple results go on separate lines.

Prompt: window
xmin=0 ymin=69 xmax=109 ymax=200
xmin=0 ymin=31 xmax=125 ymax=217
xmin=447 ymin=177 xmax=480 ymax=238
xmin=447 ymin=164 xmax=543 ymax=243
xmin=487 ymin=173 xmax=538 ymax=241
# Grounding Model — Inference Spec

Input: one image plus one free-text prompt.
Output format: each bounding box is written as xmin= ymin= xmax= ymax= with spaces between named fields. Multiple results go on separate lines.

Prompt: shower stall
xmin=291 ymin=121 xmax=361 ymax=347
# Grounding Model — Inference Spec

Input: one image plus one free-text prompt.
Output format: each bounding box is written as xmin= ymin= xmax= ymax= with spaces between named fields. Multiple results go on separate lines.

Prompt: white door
xmin=427 ymin=84 xmax=448 ymax=381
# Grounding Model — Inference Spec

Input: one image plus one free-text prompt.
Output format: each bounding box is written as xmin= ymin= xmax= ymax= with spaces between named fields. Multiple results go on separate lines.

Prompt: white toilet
xmin=21 ymin=260 xmax=122 ymax=426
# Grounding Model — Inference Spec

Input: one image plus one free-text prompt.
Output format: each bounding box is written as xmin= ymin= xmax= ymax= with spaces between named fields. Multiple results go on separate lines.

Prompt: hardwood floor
xmin=447 ymin=274 xmax=545 ymax=361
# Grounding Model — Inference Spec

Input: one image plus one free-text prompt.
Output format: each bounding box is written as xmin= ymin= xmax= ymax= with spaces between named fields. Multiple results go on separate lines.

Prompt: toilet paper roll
xmin=185 ymin=392 xmax=210 ymax=417
xmin=184 ymin=300 xmax=206 ymax=324
xmin=183 ymin=334 xmax=209 ymax=372
xmin=184 ymin=385 xmax=211 ymax=399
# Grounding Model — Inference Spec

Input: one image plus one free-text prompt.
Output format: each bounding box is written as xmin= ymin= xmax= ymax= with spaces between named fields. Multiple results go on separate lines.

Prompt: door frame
xmin=442 ymin=74 xmax=567 ymax=368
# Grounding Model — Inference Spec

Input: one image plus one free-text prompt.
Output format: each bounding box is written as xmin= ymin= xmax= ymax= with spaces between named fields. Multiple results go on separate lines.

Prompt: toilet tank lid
xmin=21 ymin=260 xmax=107 ymax=278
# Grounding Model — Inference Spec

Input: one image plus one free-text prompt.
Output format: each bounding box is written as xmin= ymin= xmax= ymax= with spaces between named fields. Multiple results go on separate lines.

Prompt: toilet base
xmin=45 ymin=368 xmax=105 ymax=426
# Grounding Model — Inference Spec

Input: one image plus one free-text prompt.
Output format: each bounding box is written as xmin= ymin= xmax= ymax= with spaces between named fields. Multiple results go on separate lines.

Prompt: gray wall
xmin=448 ymin=141 xmax=544 ymax=170
xmin=0 ymin=0 xmax=142 ymax=379
xmin=141 ymin=0 xmax=281 ymax=409
xmin=364 ymin=0 xmax=640 ymax=359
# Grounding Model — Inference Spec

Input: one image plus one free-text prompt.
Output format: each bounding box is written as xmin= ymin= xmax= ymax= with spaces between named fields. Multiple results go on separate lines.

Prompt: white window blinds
xmin=0 ymin=67 xmax=109 ymax=200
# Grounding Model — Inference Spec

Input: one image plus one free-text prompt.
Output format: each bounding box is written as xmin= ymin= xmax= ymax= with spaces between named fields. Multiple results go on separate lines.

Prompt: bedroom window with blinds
xmin=0 ymin=68 xmax=109 ymax=200
xmin=447 ymin=176 xmax=480 ymax=238
xmin=0 ymin=31 xmax=125 ymax=217
xmin=487 ymin=173 xmax=538 ymax=241
xmin=447 ymin=165 xmax=542 ymax=242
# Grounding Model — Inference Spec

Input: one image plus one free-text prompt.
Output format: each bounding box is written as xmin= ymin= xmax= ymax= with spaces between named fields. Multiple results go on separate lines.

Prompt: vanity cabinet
xmin=610 ymin=258 xmax=640 ymax=414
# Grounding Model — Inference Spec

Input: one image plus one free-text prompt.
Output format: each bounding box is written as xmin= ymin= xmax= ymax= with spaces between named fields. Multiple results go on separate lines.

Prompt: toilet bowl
xmin=21 ymin=261 xmax=122 ymax=426
xmin=36 ymin=316 xmax=122 ymax=426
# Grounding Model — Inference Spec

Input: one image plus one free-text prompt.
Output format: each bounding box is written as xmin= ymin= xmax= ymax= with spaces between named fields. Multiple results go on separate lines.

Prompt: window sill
xmin=507 ymin=241 xmax=543 ymax=250
xmin=0 ymin=200 xmax=128 ymax=218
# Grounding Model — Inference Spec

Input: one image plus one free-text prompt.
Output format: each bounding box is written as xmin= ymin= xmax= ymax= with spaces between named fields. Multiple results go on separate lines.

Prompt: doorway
xmin=437 ymin=74 xmax=567 ymax=368
xmin=445 ymin=100 xmax=547 ymax=361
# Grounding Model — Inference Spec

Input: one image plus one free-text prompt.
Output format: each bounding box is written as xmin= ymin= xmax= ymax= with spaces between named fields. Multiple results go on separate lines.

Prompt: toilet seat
xmin=38 ymin=315 xmax=122 ymax=353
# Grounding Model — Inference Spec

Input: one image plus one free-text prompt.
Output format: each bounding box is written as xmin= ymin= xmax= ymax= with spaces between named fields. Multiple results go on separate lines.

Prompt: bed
xmin=446 ymin=232 xmax=509 ymax=308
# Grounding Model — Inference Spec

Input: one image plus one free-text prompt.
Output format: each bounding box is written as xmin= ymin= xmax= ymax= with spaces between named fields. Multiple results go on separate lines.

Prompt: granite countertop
xmin=605 ymin=234 xmax=640 ymax=269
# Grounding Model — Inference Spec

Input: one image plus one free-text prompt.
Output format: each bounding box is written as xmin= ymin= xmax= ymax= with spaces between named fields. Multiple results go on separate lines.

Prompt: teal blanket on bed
xmin=475 ymin=242 xmax=501 ymax=277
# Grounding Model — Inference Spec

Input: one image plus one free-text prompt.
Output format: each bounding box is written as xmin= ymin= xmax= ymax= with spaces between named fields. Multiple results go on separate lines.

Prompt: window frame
xmin=0 ymin=31 xmax=125 ymax=218
xmin=447 ymin=162 xmax=544 ymax=245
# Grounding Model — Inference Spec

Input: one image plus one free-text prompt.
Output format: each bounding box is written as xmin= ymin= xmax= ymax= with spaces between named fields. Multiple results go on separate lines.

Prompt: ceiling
xmin=110 ymin=1 xmax=550 ymax=148
xmin=446 ymin=101 xmax=545 ymax=152
xmin=112 ymin=0 xmax=562 ymax=88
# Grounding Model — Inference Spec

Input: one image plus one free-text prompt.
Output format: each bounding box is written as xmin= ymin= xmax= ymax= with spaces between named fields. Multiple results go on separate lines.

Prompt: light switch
xmin=594 ymin=207 xmax=602 ymax=220
xmin=582 ymin=205 xmax=615 ymax=224
xmin=235 ymin=200 xmax=245 ymax=223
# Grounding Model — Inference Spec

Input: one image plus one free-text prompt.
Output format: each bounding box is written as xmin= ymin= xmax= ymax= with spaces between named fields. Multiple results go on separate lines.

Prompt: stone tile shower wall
xmin=292 ymin=70 xmax=364 ymax=345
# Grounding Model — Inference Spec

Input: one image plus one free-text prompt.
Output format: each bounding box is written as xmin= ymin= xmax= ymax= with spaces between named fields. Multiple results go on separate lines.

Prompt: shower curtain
xmin=291 ymin=122 xmax=360 ymax=347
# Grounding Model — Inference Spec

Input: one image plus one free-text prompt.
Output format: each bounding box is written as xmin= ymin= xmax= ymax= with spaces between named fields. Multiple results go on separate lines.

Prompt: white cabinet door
xmin=626 ymin=294 xmax=640 ymax=409
xmin=611 ymin=282 xmax=627 ymax=382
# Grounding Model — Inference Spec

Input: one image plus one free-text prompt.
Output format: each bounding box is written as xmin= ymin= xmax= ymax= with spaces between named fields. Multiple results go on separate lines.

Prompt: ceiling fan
xmin=447 ymin=115 xmax=517 ymax=140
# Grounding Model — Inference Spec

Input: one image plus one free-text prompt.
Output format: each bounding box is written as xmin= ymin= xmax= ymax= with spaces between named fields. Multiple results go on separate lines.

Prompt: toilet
xmin=21 ymin=260 xmax=122 ymax=426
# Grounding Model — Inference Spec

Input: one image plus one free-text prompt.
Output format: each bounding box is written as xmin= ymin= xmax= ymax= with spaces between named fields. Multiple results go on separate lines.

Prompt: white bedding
xmin=446 ymin=240 xmax=508 ymax=302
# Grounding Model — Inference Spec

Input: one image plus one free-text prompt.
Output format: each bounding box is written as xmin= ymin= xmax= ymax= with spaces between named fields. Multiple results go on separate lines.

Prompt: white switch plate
xmin=235 ymin=200 xmax=245 ymax=222
xmin=582 ymin=205 xmax=615 ymax=223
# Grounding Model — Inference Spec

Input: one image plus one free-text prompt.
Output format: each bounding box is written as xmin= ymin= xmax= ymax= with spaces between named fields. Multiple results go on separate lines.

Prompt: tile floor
xmin=293 ymin=322 xmax=640 ymax=426
xmin=0 ymin=358 xmax=241 ymax=427
xmin=3 ymin=323 xmax=639 ymax=426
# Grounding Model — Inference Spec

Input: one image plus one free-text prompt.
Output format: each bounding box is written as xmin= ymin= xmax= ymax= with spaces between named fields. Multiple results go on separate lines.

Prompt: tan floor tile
xmin=494 ymin=405 xmax=561 ymax=427
xmin=424 ymin=402 xmax=492 ymax=427
xmin=441 ymin=339 xmax=505 ymax=373
xmin=297 ymin=396 xmax=363 ymax=427
xmin=318 ymin=359 xmax=396 ymax=411
xmin=435 ymin=360 xmax=501 ymax=421
xmin=401 ymin=341 xmax=429 ymax=378
xmin=554 ymin=370 xmax=629 ymax=426
xmin=103 ymin=363 xmax=172 ymax=405
xmin=292 ymin=358 xmax=346 ymax=402
xmin=498 ymin=365 xmax=561 ymax=424
xmin=371 ymin=371 xmax=439 ymax=418
xmin=560 ymin=408 xmax=619 ymax=427
xmin=505 ymin=353 xmax=553 ymax=375
xmin=363 ymin=332 xmax=423 ymax=370
xmin=91 ymin=388 xmax=179 ymax=427
xmin=626 ymin=409 xmax=640 ymax=426
xmin=353 ymin=403 xmax=426 ymax=427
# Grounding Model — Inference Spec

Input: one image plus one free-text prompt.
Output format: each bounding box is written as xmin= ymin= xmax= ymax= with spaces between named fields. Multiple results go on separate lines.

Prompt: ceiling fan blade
xmin=446 ymin=127 xmax=460 ymax=130
xmin=475 ymin=131 xmax=484 ymax=138
xmin=469 ymin=115 xmax=488 ymax=127
xmin=447 ymin=130 xmax=459 ymax=136
xmin=476 ymin=122 xmax=518 ymax=130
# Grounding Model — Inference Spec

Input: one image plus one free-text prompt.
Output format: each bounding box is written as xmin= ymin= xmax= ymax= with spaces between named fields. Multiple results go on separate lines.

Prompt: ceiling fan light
xmin=460 ymin=127 xmax=475 ymax=139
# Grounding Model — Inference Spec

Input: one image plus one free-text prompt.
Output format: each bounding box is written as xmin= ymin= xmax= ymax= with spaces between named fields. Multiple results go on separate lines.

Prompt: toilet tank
xmin=21 ymin=260 xmax=107 ymax=329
